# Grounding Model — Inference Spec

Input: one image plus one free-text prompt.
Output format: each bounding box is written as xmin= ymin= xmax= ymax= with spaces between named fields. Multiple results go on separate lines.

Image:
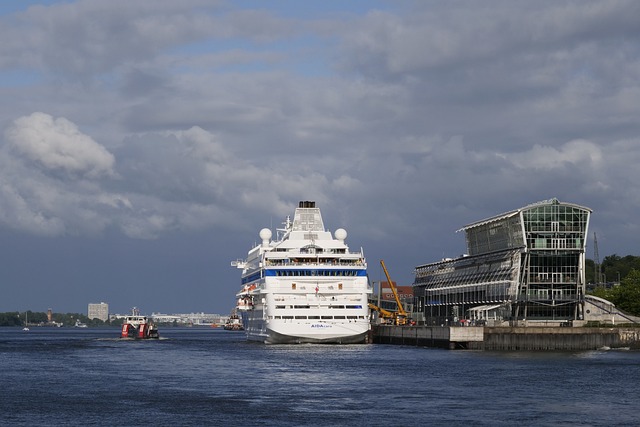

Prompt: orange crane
xmin=368 ymin=259 xmax=409 ymax=325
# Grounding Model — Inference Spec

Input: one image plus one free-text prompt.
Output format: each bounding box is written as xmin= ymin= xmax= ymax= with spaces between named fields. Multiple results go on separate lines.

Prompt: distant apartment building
xmin=88 ymin=302 xmax=109 ymax=321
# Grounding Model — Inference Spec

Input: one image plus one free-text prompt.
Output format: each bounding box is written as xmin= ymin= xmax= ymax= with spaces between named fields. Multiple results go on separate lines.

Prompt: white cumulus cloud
xmin=5 ymin=112 xmax=115 ymax=178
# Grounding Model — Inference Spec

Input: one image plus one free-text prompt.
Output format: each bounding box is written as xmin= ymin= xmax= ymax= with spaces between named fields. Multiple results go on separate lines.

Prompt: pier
xmin=371 ymin=325 xmax=640 ymax=350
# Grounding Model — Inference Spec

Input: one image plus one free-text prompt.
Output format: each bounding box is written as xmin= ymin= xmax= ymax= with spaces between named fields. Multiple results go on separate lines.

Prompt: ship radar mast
xmin=276 ymin=215 xmax=292 ymax=240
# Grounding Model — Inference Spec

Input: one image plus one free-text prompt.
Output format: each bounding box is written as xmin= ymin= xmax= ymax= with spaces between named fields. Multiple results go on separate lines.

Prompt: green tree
xmin=586 ymin=255 xmax=640 ymax=284
xmin=0 ymin=312 xmax=21 ymax=326
xmin=589 ymin=285 xmax=612 ymax=301
xmin=585 ymin=258 xmax=596 ymax=283
xmin=601 ymin=254 xmax=640 ymax=283
xmin=613 ymin=269 xmax=640 ymax=315
xmin=590 ymin=268 xmax=640 ymax=317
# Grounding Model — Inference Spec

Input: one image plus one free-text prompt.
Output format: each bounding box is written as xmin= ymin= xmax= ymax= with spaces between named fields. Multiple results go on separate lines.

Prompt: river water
xmin=1 ymin=327 xmax=638 ymax=426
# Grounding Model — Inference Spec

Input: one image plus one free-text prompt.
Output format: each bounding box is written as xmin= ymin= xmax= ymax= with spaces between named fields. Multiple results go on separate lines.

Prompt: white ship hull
xmin=240 ymin=309 xmax=370 ymax=344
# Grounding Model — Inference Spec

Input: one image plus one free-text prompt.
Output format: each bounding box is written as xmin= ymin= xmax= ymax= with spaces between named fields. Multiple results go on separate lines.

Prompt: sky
xmin=1 ymin=0 xmax=639 ymax=316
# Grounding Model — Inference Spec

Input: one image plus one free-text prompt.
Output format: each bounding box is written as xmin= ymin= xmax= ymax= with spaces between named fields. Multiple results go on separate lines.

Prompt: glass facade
xmin=465 ymin=214 xmax=524 ymax=256
xmin=413 ymin=199 xmax=591 ymax=324
xmin=517 ymin=200 xmax=590 ymax=320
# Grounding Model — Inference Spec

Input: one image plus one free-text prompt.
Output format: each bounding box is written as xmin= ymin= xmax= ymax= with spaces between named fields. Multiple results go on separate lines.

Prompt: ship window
xmin=347 ymin=316 xmax=358 ymax=319
xmin=274 ymin=316 xmax=281 ymax=319
xmin=329 ymin=305 xmax=345 ymax=309
xmin=292 ymin=283 xmax=296 ymax=290
xmin=295 ymin=316 xmax=307 ymax=319
xmin=294 ymin=305 xmax=310 ymax=309
xmin=275 ymin=305 xmax=285 ymax=309
xmin=345 ymin=305 xmax=362 ymax=309
xmin=308 ymin=316 xmax=320 ymax=319
xmin=334 ymin=316 xmax=345 ymax=319
xmin=321 ymin=316 xmax=333 ymax=319
xmin=338 ymin=283 xmax=343 ymax=290
xmin=282 ymin=316 xmax=294 ymax=319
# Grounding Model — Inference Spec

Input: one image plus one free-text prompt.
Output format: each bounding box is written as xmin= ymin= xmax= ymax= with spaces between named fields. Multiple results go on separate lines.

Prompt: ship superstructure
xmin=232 ymin=201 xmax=372 ymax=344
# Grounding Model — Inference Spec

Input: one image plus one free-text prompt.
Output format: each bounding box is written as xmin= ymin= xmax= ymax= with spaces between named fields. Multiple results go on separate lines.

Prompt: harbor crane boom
xmin=368 ymin=259 xmax=409 ymax=325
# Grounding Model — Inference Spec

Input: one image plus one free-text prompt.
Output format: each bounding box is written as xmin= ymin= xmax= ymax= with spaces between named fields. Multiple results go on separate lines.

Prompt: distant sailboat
xmin=23 ymin=312 xmax=30 ymax=331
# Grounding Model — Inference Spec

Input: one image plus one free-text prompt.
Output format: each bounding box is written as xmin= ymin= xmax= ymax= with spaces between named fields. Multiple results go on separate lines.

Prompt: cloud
xmin=0 ymin=181 xmax=66 ymax=237
xmin=340 ymin=1 xmax=640 ymax=80
xmin=506 ymin=139 xmax=603 ymax=171
xmin=5 ymin=112 xmax=115 ymax=178
xmin=0 ymin=0 xmax=297 ymax=79
xmin=0 ymin=113 xmax=121 ymax=236
xmin=0 ymin=111 xmax=360 ymax=239
xmin=111 ymin=126 xmax=342 ymax=236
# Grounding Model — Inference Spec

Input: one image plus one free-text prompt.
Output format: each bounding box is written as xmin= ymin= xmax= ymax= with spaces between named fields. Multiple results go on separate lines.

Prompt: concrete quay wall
xmin=481 ymin=327 xmax=638 ymax=351
xmin=371 ymin=325 xmax=640 ymax=350
xmin=371 ymin=325 xmax=483 ymax=349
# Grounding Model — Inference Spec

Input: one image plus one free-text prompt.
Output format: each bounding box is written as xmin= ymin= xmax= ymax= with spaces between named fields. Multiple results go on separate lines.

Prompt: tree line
xmin=0 ymin=311 xmax=110 ymax=327
xmin=586 ymin=254 xmax=640 ymax=316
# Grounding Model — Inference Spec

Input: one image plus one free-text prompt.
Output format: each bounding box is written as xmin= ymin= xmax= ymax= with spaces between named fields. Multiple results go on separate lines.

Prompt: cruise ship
xmin=232 ymin=201 xmax=372 ymax=344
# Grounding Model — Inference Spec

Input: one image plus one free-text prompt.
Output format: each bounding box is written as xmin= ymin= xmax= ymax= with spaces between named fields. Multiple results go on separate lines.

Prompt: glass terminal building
xmin=413 ymin=199 xmax=591 ymax=325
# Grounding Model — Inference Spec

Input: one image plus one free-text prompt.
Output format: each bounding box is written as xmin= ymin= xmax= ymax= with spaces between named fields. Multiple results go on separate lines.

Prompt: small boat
xmin=74 ymin=319 xmax=88 ymax=328
xmin=223 ymin=310 xmax=244 ymax=331
xmin=120 ymin=309 xmax=159 ymax=339
xmin=22 ymin=312 xmax=30 ymax=331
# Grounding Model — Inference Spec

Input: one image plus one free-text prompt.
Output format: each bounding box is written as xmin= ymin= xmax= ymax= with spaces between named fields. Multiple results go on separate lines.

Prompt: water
xmin=1 ymin=327 xmax=639 ymax=426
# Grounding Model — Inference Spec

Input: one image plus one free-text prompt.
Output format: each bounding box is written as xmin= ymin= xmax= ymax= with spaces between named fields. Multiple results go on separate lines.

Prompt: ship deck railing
xmin=264 ymin=259 xmax=365 ymax=266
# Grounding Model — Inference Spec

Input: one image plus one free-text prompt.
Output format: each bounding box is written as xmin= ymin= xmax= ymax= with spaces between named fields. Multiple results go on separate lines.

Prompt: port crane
xmin=368 ymin=259 xmax=409 ymax=325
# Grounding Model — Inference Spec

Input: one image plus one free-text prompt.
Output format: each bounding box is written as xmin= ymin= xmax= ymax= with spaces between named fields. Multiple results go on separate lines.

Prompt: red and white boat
xmin=120 ymin=309 xmax=159 ymax=339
